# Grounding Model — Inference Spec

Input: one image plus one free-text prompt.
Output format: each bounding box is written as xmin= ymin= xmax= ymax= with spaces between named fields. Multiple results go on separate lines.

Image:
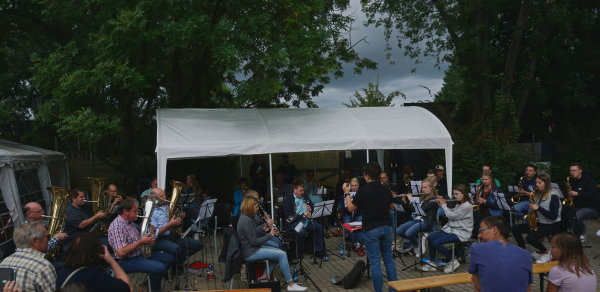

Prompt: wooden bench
xmin=387 ymin=261 xmax=558 ymax=292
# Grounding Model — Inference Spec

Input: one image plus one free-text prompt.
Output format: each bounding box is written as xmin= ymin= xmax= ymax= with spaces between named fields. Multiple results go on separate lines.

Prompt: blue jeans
xmin=343 ymin=214 xmax=363 ymax=244
xmin=245 ymin=246 xmax=293 ymax=283
xmin=153 ymin=235 xmax=203 ymax=263
xmin=574 ymin=208 xmax=600 ymax=236
xmin=513 ymin=201 xmax=530 ymax=217
xmin=427 ymin=231 xmax=460 ymax=262
xmin=395 ymin=220 xmax=431 ymax=246
xmin=119 ymin=252 xmax=174 ymax=292
xmin=263 ymin=237 xmax=284 ymax=249
xmin=363 ymin=225 xmax=397 ymax=292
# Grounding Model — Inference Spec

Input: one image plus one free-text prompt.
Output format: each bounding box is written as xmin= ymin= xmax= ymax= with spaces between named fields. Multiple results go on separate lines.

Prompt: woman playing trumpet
xmin=511 ymin=174 xmax=561 ymax=263
xmin=421 ymin=184 xmax=473 ymax=273
xmin=237 ymin=197 xmax=307 ymax=291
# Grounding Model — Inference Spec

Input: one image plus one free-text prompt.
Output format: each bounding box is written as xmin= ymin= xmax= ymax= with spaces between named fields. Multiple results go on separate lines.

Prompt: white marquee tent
xmin=155 ymin=107 xmax=454 ymax=215
xmin=0 ymin=139 xmax=69 ymax=236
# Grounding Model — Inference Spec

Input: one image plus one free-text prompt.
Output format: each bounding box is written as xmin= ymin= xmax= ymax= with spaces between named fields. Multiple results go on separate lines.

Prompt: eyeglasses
xmin=31 ymin=209 xmax=44 ymax=214
xmin=478 ymin=227 xmax=490 ymax=233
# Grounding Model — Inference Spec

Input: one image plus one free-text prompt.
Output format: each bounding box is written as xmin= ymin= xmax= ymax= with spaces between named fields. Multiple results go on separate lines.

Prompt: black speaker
xmin=249 ymin=278 xmax=281 ymax=292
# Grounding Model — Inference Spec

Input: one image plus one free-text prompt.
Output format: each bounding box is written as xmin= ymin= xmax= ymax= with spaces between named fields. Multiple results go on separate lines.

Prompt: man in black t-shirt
xmin=343 ymin=162 xmax=397 ymax=292
xmin=64 ymin=190 xmax=106 ymax=249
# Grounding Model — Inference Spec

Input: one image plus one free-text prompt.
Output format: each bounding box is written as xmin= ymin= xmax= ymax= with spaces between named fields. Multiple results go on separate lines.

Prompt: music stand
xmin=490 ymin=192 xmax=514 ymax=226
xmin=310 ymin=200 xmax=334 ymax=266
xmin=402 ymin=198 xmax=440 ymax=272
xmin=410 ymin=181 xmax=422 ymax=194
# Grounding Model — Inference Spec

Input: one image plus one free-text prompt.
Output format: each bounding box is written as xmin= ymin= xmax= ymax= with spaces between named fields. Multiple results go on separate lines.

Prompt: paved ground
xmin=142 ymin=220 xmax=600 ymax=291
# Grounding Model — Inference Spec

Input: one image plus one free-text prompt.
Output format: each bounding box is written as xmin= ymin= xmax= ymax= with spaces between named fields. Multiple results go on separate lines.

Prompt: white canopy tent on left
xmin=0 ymin=139 xmax=69 ymax=248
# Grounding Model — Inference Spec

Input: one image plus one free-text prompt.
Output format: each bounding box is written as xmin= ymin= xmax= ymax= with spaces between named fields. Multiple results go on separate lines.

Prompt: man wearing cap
xmin=435 ymin=165 xmax=448 ymax=198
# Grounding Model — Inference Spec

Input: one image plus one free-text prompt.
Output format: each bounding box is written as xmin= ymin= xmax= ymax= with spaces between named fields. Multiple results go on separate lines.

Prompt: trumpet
xmin=83 ymin=200 xmax=99 ymax=203
xmin=511 ymin=176 xmax=524 ymax=204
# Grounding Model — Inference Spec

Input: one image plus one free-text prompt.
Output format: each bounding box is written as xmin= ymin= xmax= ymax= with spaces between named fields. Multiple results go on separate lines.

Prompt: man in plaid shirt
xmin=108 ymin=198 xmax=174 ymax=292
xmin=23 ymin=202 xmax=68 ymax=256
xmin=0 ymin=222 xmax=56 ymax=292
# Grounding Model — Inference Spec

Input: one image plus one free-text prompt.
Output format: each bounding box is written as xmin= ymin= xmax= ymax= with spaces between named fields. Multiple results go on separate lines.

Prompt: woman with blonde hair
xmin=547 ymin=233 xmax=596 ymax=292
xmin=395 ymin=178 xmax=438 ymax=256
xmin=511 ymin=173 xmax=561 ymax=263
xmin=237 ymin=196 xmax=307 ymax=291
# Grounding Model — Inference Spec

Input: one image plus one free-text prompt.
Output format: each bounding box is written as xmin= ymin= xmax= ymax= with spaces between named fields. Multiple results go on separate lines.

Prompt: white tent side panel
xmin=156 ymin=107 xmax=453 ymax=189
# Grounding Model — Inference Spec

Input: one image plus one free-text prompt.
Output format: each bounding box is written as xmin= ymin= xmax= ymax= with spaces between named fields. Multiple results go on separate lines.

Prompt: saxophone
xmin=168 ymin=180 xmax=186 ymax=236
xmin=563 ymin=176 xmax=574 ymax=207
xmin=472 ymin=183 xmax=483 ymax=211
xmin=140 ymin=195 xmax=160 ymax=257
xmin=523 ymin=189 xmax=539 ymax=232
xmin=45 ymin=187 xmax=73 ymax=261
xmin=86 ymin=177 xmax=109 ymax=235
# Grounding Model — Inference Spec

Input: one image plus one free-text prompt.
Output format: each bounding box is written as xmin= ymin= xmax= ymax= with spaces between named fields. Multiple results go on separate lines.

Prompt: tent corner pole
xmin=268 ymin=154 xmax=274 ymax=218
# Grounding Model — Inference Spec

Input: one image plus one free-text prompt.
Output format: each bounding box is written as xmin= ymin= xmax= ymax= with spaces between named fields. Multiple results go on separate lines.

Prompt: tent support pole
xmin=366 ymin=149 xmax=370 ymax=163
xmin=268 ymin=154 xmax=274 ymax=218
xmin=239 ymin=156 xmax=243 ymax=178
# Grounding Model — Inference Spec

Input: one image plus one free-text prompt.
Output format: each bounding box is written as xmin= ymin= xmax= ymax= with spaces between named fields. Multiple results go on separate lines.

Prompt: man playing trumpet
xmin=64 ymin=189 xmax=107 ymax=250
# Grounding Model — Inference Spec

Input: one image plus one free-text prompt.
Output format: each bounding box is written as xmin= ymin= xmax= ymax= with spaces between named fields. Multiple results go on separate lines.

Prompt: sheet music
xmin=311 ymin=200 xmax=334 ymax=218
xmin=469 ymin=183 xmax=477 ymax=194
xmin=410 ymin=181 xmax=422 ymax=194
xmin=394 ymin=203 xmax=404 ymax=212
xmin=492 ymin=192 xmax=511 ymax=211
xmin=507 ymin=185 xmax=519 ymax=193
xmin=344 ymin=191 xmax=357 ymax=208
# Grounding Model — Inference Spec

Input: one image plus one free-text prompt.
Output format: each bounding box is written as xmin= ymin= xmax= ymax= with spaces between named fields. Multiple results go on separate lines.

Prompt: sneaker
xmin=444 ymin=259 xmax=460 ymax=273
xmin=536 ymin=253 xmax=551 ymax=263
xmin=420 ymin=263 xmax=438 ymax=272
xmin=287 ymin=283 xmax=308 ymax=291
xmin=531 ymin=251 xmax=546 ymax=260
xmin=580 ymin=235 xmax=587 ymax=244
xmin=413 ymin=247 xmax=421 ymax=257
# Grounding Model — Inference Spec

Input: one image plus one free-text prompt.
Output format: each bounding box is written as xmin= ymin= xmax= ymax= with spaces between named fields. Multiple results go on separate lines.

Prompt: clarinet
xmin=257 ymin=203 xmax=287 ymax=247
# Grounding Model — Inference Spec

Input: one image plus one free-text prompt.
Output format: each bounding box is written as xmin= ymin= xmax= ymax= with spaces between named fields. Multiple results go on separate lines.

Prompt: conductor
xmin=343 ymin=162 xmax=397 ymax=292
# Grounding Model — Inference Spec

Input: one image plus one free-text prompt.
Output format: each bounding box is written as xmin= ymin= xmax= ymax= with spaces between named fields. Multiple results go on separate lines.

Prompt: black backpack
xmin=334 ymin=260 xmax=366 ymax=289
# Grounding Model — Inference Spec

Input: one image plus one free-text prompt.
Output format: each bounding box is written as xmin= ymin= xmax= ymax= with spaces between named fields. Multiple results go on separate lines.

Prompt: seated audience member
xmin=232 ymin=177 xmax=249 ymax=217
xmin=469 ymin=216 xmax=532 ymax=292
xmin=56 ymin=232 xmax=130 ymax=292
xmin=395 ymin=178 xmax=438 ymax=256
xmin=108 ymin=198 xmax=174 ymax=292
xmin=150 ymin=188 xmax=203 ymax=264
xmin=422 ymin=184 xmax=473 ymax=273
xmin=23 ymin=202 xmax=68 ymax=256
xmin=283 ymin=180 xmax=325 ymax=257
xmin=238 ymin=196 xmax=307 ymax=291
xmin=547 ymin=233 xmax=596 ymax=292
xmin=0 ymin=222 xmax=56 ymax=292
xmin=511 ymin=174 xmax=561 ymax=263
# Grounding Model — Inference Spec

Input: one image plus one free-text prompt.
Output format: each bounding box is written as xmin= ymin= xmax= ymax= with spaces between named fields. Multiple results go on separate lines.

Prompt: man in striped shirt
xmin=108 ymin=198 xmax=174 ymax=292
xmin=0 ymin=222 xmax=56 ymax=292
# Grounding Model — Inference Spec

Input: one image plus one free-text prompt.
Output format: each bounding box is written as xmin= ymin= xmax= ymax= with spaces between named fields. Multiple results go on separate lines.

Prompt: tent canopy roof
xmin=156 ymin=107 xmax=453 ymax=159
xmin=0 ymin=139 xmax=65 ymax=166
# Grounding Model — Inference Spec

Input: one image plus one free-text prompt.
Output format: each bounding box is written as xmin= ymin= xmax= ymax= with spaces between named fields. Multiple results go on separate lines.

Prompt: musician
xmin=567 ymin=162 xmax=599 ymax=242
xmin=304 ymin=170 xmax=323 ymax=204
xmin=283 ymin=180 xmax=325 ymax=257
xmin=342 ymin=178 xmax=364 ymax=255
xmin=276 ymin=153 xmax=298 ymax=184
xmin=511 ymin=174 xmax=561 ymax=264
xmin=342 ymin=162 xmax=396 ymax=292
xmin=513 ymin=164 xmax=538 ymax=216
xmin=104 ymin=184 xmax=122 ymax=215
xmin=475 ymin=165 xmax=501 ymax=187
xmin=140 ymin=177 xmax=158 ymax=199
xmin=232 ymin=177 xmax=249 ymax=217
xmin=422 ymin=184 xmax=473 ymax=273
xmin=434 ymin=165 xmax=448 ymax=198
xmin=108 ymin=198 xmax=174 ymax=292
xmin=474 ymin=171 xmax=505 ymax=217
xmin=23 ymin=202 xmax=68 ymax=254
xmin=63 ymin=189 xmax=106 ymax=249
xmin=469 ymin=216 xmax=532 ymax=292
xmin=395 ymin=178 xmax=438 ymax=256
xmin=237 ymin=196 xmax=307 ymax=291
xmin=150 ymin=188 xmax=202 ymax=264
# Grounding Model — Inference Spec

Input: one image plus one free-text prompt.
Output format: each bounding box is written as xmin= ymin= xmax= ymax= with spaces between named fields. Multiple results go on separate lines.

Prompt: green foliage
xmin=55 ymin=107 xmax=121 ymax=145
xmin=344 ymin=78 xmax=404 ymax=107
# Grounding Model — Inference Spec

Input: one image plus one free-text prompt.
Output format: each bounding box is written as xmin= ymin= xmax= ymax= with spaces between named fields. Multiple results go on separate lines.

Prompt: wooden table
xmin=387 ymin=261 xmax=558 ymax=291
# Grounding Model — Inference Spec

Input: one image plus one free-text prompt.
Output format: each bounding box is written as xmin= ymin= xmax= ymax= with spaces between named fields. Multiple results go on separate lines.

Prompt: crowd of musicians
xmin=0 ymin=157 xmax=598 ymax=292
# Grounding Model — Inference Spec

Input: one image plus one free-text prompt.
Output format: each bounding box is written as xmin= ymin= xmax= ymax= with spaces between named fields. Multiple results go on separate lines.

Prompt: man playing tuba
xmin=63 ymin=189 xmax=107 ymax=250
xmin=150 ymin=188 xmax=203 ymax=267
xmin=23 ymin=202 xmax=68 ymax=259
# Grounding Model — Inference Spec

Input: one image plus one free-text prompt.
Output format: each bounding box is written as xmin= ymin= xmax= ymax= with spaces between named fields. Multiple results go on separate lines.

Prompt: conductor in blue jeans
xmin=343 ymin=162 xmax=397 ymax=292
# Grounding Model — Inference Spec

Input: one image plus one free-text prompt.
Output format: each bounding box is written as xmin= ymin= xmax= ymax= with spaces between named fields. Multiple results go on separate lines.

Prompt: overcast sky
xmin=313 ymin=0 xmax=447 ymax=108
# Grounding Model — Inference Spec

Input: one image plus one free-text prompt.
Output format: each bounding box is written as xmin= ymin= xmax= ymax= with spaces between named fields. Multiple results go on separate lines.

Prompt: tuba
xmin=523 ymin=189 xmax=539 ymax=232
xmin=140 ymin=196 xmax=160 ymax=257
xmin=511 ymin=176 xmax=524 ymax=204
xmin=86 ymin=177 xmax=109 ymax=235
xmin=45 ymin=187 xmax=75 ymax=261
xmin=168 ymin=180 xmax=186 ymax=236
xmin=563 ymin=176 xmax=574 ymax=207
